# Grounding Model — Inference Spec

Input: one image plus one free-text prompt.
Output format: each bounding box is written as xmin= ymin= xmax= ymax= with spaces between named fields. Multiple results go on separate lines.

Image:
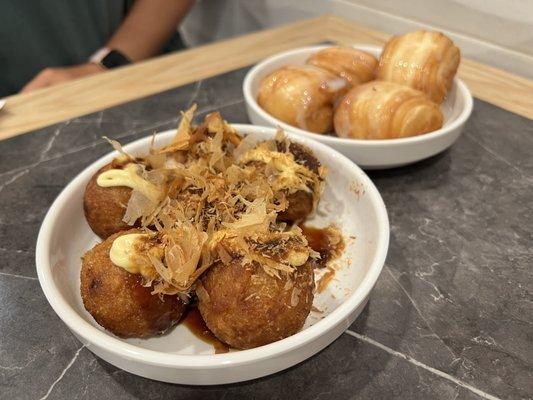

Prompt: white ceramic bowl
xmin=36 ymin=125 xmax=389 ymax=384
xmin=243 ymin=45 xmax=474 ymax=169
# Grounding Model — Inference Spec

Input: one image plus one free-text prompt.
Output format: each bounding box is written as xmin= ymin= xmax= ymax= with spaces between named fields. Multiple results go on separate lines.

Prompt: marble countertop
xmin=1 ymin=67 xmax=531 ymax=400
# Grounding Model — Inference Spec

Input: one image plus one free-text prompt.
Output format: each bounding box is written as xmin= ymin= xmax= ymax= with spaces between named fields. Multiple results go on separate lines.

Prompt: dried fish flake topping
xmin=102 ymin=106 xmax=328 ymax=295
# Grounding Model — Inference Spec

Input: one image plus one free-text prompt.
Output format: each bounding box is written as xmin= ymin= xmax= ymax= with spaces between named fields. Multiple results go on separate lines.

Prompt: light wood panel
xmin=0 ymin=17 xmax=328 ymax=141
xmin=0 ymin=14 xmax=531 ymax=141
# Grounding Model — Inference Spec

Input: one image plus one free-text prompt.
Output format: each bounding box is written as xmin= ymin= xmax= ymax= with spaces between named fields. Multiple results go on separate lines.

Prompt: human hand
xmin=20 ymin=63 xmax=105 ymax=93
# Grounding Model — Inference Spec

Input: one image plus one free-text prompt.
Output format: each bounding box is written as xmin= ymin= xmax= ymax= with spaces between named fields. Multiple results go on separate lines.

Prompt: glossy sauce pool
xmin=182 ymin=307 xmax=229 ymax=354
xmin=300 ymin=224 xmax=345 ymax=269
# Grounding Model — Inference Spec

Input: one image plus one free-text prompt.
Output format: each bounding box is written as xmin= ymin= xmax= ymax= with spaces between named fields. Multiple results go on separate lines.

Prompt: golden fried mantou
xmin=197 ymin=260 xmax=314 ymax=349
xmin=81 ymin=230 xmax=186 ymax=338
xmin=307 ymin=46 xmax=378 ymax=86
xmin=334 ymin=81 xmax=443 ymax=140
xmin=378 ymin=30 xmax=460 ymax=103
xmin=83 ymin=162 xmax=134 ymax=239
xmin=258 ymin=65 xmax=347 ymax=133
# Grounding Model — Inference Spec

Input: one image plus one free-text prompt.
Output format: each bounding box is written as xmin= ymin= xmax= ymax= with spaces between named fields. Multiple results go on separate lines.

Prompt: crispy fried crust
xmin=257 ymin=65 xmax=341 ymax=133
xmin=279 ymin=141 xmax=321 ymax=175
xmin=276 ymin=141 xmax=320 ymax=223
xmin=83 ymin=163 xmax=135 ymax=239
xmin=277 ymin=190 xmax=314 ymax=223
xmin=197 ymin=260 xmax=314 ymax=349
xmin=80 ymin=230 xmax=186 ymax=338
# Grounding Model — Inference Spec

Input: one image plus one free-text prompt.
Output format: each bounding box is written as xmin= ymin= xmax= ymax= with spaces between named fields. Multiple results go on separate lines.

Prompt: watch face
xmin=102 ymin=50 xmax=132 ymax=69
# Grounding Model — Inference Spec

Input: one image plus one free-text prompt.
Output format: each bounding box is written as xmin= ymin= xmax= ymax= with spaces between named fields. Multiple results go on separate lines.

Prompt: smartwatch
xmin=89 ymin=47 xmax=132 ymax=69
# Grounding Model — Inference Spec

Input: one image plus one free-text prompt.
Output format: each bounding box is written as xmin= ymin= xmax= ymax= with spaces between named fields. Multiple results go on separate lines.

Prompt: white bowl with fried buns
xmin=243 ymin=45 xmax=473 ymax=169
xmin=36 ymin=124 xmax=389 ymax=384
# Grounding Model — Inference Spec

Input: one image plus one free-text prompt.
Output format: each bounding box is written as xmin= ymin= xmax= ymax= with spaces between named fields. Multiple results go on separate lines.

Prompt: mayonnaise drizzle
xmin=286 ymin=248 xmax=309 ymax=266
xmin=109 ymin=233 xmax=154 ymax=277
xmin=240 ymin=146 xmax=312 ymax=192
xmin=97 ymin=163 xmax=161 ymax=202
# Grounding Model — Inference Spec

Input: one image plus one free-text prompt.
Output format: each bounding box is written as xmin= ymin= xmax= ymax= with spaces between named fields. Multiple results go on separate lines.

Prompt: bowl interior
xmin=246 ymin=45 xmax=464 ymax=139
xmin=41 ymin=125 xmax=387 ymax=357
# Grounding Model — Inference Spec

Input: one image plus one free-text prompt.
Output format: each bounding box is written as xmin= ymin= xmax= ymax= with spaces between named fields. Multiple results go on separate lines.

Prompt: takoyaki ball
xmin=278 ymin=141 xmax=321 ymax=175
xmin=197 ymin=260 xmax=314 ymax=349
xmin=277 ymin=141 xmax=322 ymax=223
xmin=278 ymin=190 xmax=314 ymax=223
xmin=83 ymin=161 xmax=134 ymax=239
xmin=257 ymin=65 xmax=348 ymax=133
xmin=307 ymin=46 xmax=378 ymax=86
xmin=81 ymin=230 xmax=186 ymax=338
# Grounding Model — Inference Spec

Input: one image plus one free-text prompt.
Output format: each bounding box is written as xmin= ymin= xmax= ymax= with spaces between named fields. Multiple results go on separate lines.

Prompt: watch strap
xmin=89 ymin=47 xmax=132 ymax=69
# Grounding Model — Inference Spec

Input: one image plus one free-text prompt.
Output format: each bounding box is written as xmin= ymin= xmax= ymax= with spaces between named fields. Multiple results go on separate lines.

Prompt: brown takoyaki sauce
xmin=300 ymin=225 xmax=345 ymax=269
xmin=317 ymin=269 xmax=336 ymax=293
xmin=182 ymin=307 xmax=229 ymax=354
xmin=82 ymin=107 xmax=335 ymax=343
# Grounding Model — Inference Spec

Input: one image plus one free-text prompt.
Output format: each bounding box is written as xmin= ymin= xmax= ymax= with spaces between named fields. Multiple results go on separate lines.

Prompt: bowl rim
xmin=36 ymin=124 xmax=389 ymax=369
xmin=242 ymin=44 xmax=474 ymax=147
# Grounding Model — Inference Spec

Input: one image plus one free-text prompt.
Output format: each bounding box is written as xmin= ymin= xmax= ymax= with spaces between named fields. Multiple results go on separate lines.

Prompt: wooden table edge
xmin=0 ymin=14 xmax=531 ymax=141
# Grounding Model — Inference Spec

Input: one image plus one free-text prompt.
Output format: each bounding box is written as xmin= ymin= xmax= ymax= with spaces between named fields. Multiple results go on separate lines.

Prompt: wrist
xmin=89 ymin=47 xmax=132 ymax=69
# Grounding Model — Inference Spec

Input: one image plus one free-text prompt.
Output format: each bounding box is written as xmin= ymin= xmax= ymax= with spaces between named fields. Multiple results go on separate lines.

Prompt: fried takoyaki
xmin=84 ymin=162 xmax=133 ymax=238
xmin=197 ymin=233 xmax=315 ymax=349
xmin=238 ymin=140 xmax=324 ymax=223
xmin=78 ymin=108 xmax=342 ymax=347
xmin=257 ymin=65 xmax=348 ymax=133
xmin=83 ymin=159 xmax=162 ymax=239
xmin=277 ymin=141 xmax=322 ymax=222
xmin=278 ymin=190 xmax=314 ymax=223
xmin=307 ymin=46 xmax=378 ymax=86
xmin=81 ymin=229 xmax=186 ymax=338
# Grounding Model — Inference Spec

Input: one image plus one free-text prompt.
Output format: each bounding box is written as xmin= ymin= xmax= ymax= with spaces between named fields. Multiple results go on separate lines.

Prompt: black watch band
xmin=100 ymin=50 xmax=132 ymax=69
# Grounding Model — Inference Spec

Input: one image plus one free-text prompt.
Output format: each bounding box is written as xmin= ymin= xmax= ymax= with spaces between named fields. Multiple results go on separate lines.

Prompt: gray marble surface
xmin=0 ymin=67 xmax=531 ymax=400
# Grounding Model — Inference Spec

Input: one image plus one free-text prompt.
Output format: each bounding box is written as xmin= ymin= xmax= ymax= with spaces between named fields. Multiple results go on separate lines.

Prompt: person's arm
xmin=21 ymin=0 xmax=194 ymax=93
